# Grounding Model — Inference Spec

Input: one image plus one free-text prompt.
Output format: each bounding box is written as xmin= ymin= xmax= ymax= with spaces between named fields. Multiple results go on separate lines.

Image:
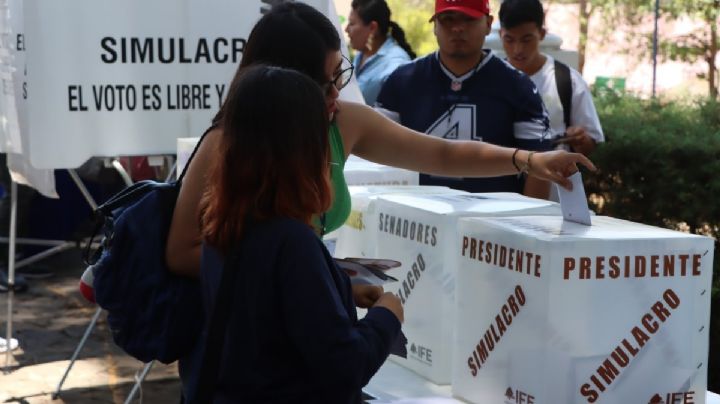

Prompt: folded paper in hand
xmin=555 ymin=171 xmax=592 ymax=226
xmin=334 ymin=258 xmax=401 ymax=286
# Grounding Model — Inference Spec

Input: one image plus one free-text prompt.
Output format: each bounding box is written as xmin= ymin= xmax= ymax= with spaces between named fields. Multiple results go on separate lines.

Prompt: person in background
xmin=346 ymin=0 xmax=415 ymax=105
xmin=376 ymin=0 xmax=554 ymax=198
xmin=182 ymin=64 xmax=403 ymax=403
xmin=499 ymin=0 xmax=604 ymax=158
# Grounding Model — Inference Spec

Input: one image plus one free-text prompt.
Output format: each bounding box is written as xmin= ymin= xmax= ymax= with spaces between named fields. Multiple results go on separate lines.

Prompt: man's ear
xmin=485 ymin=15 xmax=494 ymax=32
xmin=540 ymin=27 xmax=547 ymax=41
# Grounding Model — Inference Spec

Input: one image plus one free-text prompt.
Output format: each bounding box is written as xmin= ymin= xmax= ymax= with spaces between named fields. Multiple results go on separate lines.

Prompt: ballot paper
xmin=334 ymin=257 xmax=408 ymax=358
xmin=555 ymin=171 xmax=592 ymax=225
xmin=335 ymin=258 xmax=401 ymax=286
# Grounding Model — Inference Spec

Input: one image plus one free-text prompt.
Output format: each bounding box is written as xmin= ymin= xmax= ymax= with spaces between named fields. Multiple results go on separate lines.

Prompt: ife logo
xmin=649 ymin=391 xmax=696 ymax=404
xmin=505 ymin=386 xmax=535 ymax=404
xmin=409 ymin=343 xmax=432 ymax=365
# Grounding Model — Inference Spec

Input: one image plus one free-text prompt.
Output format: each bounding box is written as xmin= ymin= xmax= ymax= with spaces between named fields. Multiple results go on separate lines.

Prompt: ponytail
xmin=388 ymin=21 xmax=416 ymax=59
xmin=352 ymin=0 xmax=416 ymax=59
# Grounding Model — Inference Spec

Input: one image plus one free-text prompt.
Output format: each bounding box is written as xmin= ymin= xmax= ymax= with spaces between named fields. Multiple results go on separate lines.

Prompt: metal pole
xmin=123 ymin=361 xmax=155 ymax=404
xmin=4 ymin=181 xmax=18 ymax=370
xmin=14 ymin=242 xmax=74 ymax=269
xmin=110 ymin=159 xmax=134 ymax=187
xmin=652 ymin=0 xmax=660 ymax=97
xmin=52 ymin=306 xmax=103 ymax=399
xmin=67 ymin=169 xmax=98 ymax=210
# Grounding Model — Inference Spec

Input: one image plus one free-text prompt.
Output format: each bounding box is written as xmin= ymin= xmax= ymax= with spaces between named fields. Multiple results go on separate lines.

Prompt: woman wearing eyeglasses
xmin=345 ymin=0 xmax=415 ymax=105
xmin=166 ymin=3 xmax=595 ymax=303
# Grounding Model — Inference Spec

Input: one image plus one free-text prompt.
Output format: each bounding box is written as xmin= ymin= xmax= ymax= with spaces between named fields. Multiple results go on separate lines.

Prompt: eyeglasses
xmin=322 ymin=55 xmax=354 ymax=96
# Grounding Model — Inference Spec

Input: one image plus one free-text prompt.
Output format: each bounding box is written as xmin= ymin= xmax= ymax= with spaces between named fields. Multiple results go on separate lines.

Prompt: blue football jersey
xmin=376 ymin=51 xmax=551 ymax=193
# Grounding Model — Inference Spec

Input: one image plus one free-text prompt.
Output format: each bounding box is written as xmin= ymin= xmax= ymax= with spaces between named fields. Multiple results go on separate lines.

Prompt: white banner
xmin=18 ymin=0 xmax=326 ymax=170
xmin=0 ymin=0 xmax=56 ymax=196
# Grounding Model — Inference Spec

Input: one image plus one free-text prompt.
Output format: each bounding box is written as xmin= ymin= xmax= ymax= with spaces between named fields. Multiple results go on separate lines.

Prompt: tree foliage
xmin=553 ymin=0 xmax=719 ymax=97
xmin=656 ymin=0 xmax=719 ymax=98
xmin=387 ymin=0 xmax=436 ymax=57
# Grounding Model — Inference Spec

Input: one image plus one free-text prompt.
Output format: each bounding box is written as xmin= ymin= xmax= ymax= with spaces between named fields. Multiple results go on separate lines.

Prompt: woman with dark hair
xmin=183 ymin=64 xmax=403 ymax=402
xmin=345 ymin=0 xmax=415 ymax=105
xmin=167 ymin=3 xmax=594 ymax=304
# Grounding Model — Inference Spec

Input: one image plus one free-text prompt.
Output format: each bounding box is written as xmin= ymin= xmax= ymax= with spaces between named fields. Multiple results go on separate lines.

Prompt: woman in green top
xmin=166 ymin=3 xmax=594 ymax=307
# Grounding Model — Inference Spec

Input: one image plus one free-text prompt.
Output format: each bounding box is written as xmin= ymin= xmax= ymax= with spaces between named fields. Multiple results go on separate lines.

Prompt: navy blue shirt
xmin=376 ymin=51 xmax=552 ymax=193
xmin=180 ymin=218 xmax=400 ymax=404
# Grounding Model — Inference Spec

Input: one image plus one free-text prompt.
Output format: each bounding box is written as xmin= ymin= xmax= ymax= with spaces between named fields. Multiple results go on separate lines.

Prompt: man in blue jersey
xmin=375 ymin=0 xmax=552 ymax=197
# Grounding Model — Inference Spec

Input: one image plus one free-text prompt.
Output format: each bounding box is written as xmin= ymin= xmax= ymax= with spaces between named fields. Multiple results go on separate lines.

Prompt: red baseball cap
xmin=430 ymin=0 xmax=491 ymax=21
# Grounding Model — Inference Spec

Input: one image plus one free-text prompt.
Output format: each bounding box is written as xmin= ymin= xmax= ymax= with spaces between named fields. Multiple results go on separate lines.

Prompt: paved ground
xmin=0 ymin=247 xmax=181 ymax=404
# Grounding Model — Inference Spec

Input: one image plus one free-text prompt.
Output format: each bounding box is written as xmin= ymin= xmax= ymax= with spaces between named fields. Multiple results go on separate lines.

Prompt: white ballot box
xmin=334 ymin=185 xmax=467 ymax=259
xmin=343 ymin=156 xmax=419 ymax=186
xmin=374 ymin=193 xmax=562 ymax=384
xmin=452 ymin=215 xmax=714 ymax=404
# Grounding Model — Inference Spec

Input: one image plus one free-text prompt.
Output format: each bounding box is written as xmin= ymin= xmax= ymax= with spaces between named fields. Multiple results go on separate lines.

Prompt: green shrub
xmin=585 ymin=93 xmax=720 ymax=390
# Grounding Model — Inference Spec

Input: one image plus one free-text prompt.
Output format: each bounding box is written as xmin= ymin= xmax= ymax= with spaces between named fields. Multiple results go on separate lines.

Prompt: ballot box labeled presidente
xmin=452 ymin=215 xmax=714 ymax=404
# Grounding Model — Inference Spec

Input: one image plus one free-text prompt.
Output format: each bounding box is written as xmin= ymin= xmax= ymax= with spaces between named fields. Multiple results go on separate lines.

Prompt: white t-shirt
xmin=529 ymin=55 xmax=604 ymax=144
xmin=530 ymin=55 xmax=604 ymax=201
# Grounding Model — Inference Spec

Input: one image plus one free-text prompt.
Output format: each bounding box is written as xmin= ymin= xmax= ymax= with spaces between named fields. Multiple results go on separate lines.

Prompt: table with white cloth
xmin=365 ymin=361 xmax=720 ymax=403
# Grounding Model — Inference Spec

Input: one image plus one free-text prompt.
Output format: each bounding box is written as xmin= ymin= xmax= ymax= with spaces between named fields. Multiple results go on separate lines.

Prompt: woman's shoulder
xmin=250 ymin=219 xmax=329 ymax=273
xmin=385 ymin=39 xmax=412 ymax=63
xmin=334 ymin=101 xmax=378 ymax=152
xmin=335 ymin=100 xmax=374 ymax=121
xmin=251 ymin=218 xmax=320 ymax=247
xmin=192 ymin=126 xmax=224 ymax=158
xmin=334 ymin=100 xmax=374 ymax=128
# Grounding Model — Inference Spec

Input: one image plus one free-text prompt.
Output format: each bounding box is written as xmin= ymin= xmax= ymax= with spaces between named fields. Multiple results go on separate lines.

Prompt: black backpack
xmin=87 ymin=129 xmax=211 ymax=364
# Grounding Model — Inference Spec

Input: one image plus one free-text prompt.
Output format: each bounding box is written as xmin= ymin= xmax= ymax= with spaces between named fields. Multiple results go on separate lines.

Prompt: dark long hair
xmin=215 ymin=3 xmax=341 ymax=123
xmin=201 ymin=65 xmax=332 ymax=252
xmin=499 ymin=0 xmax=545 ymax=29
xmin=351 ymin=0 xmax=416 ymax=59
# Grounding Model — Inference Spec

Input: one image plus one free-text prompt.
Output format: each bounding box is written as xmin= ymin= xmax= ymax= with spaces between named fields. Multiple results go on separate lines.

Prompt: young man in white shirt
xmin=499 ymin=0 xmax=604 ymax=157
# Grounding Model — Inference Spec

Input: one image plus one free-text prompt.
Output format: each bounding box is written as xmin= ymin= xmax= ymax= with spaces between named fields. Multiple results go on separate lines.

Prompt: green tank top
xmin=317 ymin=122 xmax=351 ymax=236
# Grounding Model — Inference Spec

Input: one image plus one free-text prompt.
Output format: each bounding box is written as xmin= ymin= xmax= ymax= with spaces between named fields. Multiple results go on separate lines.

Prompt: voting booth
xmin=452 ymin=215 xmax=714 ymax=404
xmin=371 ymin=193 xmax=562 ymax=384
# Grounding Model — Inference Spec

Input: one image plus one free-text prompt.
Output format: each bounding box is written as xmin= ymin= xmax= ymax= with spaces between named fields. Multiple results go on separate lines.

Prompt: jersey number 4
xmin=426 ymin=104 xmax=481 ymax=141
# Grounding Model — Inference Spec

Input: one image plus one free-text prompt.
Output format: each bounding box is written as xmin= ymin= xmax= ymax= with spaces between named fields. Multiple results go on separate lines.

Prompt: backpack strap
xmin=554 ymin=59 xmax=572 ymax=129
xmin=96 ymin=124 xmax=217 ymax=215
xmin=177 ymin=124 xmax=217 ymax=183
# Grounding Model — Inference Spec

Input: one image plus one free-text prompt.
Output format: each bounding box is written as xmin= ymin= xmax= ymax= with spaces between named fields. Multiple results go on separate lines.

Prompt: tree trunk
xmin=578 ymin=0 xmax=591 ymax=74
xmin=708 ymin=4 xmax=718 ymax=99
